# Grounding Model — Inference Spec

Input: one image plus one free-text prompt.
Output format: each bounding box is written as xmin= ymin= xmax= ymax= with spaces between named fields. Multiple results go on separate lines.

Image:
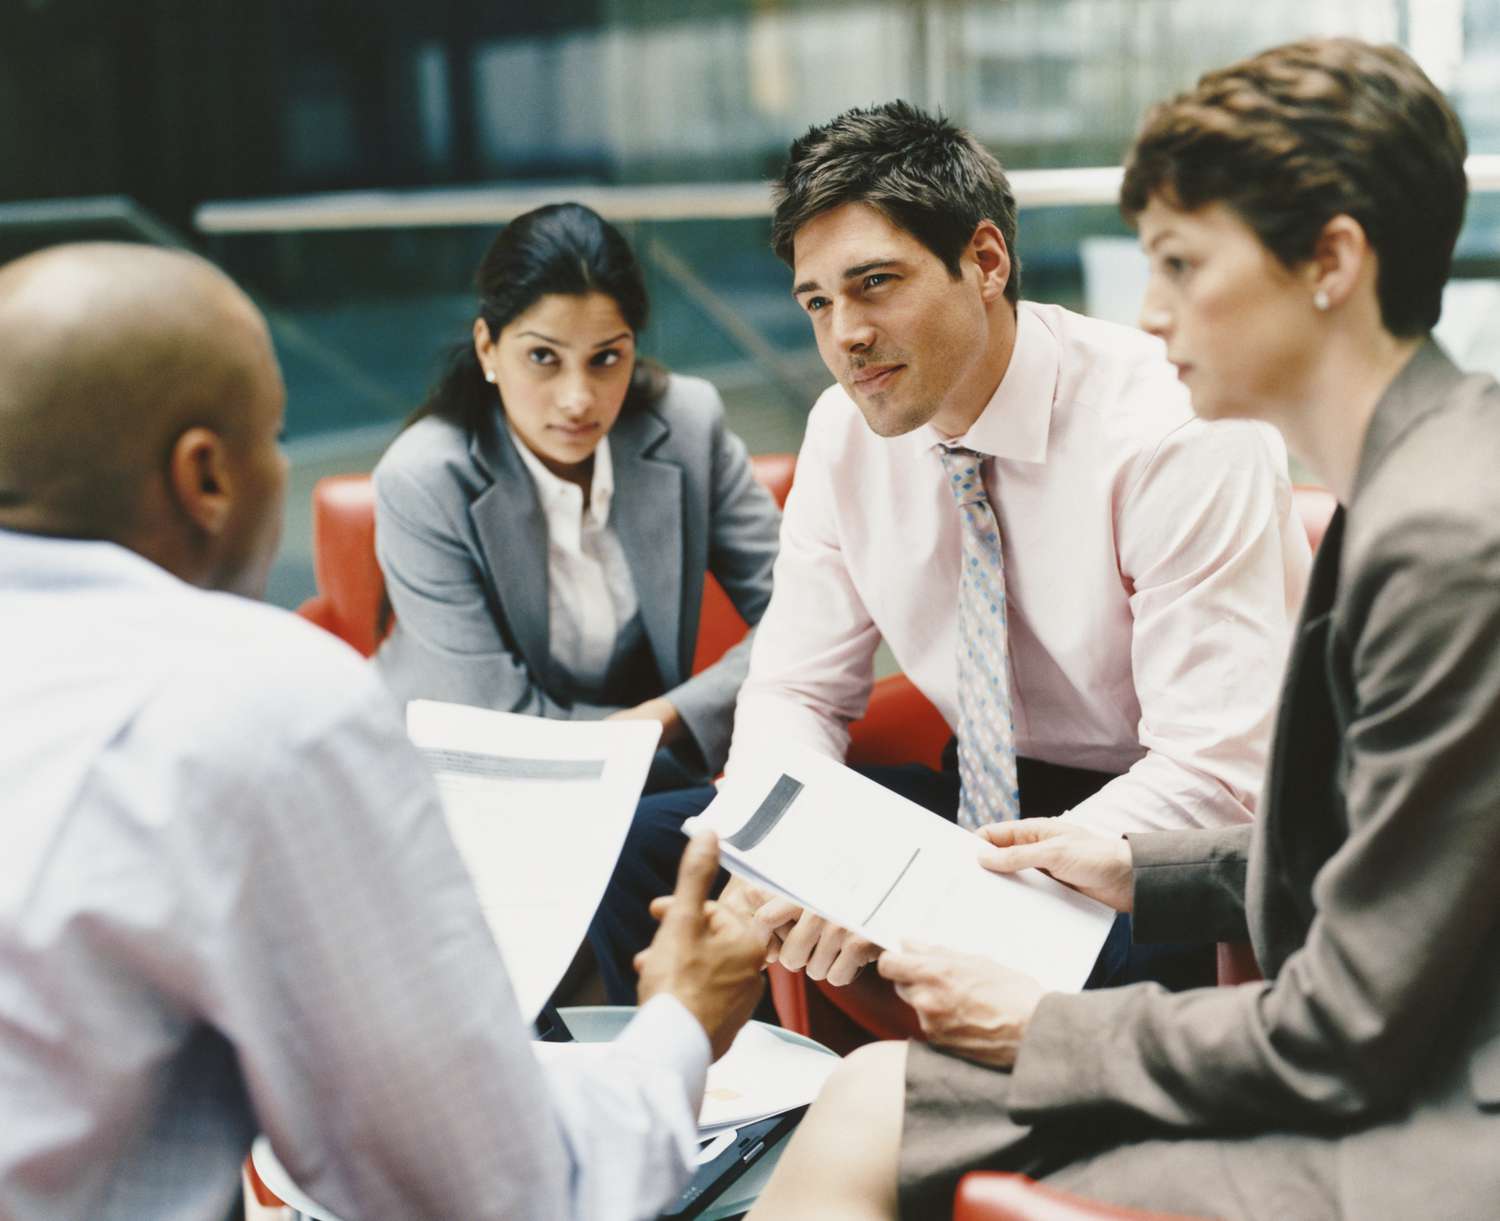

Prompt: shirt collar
xmin=0 ymin=527 xmax=185 ymax=593
xmin=917 ymin=302 xmax=1057 ymax=463
xmin=508 ymin=426 xmax=615 ymax=526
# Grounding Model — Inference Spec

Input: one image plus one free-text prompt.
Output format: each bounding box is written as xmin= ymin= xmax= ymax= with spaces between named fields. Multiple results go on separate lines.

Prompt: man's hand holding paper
xmin=761 ymin=900 xmax=881 ymax=986
xmin=977 ymin=818 xmax=1135 ymax=913
xmin=716 ymin=878 xmax=880 ymax=986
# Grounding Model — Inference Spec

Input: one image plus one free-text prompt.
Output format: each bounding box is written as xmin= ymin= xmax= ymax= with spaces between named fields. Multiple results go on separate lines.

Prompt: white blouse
xmin=509 ymin=427 xmax=642 ymax=692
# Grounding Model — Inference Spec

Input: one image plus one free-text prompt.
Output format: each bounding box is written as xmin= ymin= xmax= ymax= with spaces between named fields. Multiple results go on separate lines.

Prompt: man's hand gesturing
xmin=635 ymin=832 xmax=766 ymax=1061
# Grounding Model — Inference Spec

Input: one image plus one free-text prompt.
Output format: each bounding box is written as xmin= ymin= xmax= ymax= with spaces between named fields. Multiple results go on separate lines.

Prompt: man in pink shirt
xmin=597 ymin=100 xmax=1309 ymax=998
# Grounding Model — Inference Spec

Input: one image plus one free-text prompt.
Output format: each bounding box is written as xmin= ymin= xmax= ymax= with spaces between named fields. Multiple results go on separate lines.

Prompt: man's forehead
xmin=791 ymin=203 xmax=921 ymax=286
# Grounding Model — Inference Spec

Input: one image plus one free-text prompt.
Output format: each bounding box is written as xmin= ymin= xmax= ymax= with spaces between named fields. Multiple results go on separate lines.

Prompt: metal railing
xmin=0 ymin=196 xmax=193 ymax=249
xmin=194 ymin=157 xmax=1500 ymax=234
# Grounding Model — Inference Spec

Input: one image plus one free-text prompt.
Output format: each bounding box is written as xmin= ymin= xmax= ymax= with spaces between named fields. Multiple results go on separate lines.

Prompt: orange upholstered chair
xmin=954 ymin=1172 xmax=1211 ymax=1221
xmin=1292 ymin=483 xmax=1336 ymax=553
xmin=295 ymin=474 xmax=384 ymax=657
xmin=691 ymin=451 xmax=796 ymax=671
xmin=297 ymin=452 xmax=802 ymax=665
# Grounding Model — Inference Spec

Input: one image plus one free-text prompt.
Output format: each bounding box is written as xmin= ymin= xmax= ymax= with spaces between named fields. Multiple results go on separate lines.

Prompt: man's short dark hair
xmin=771 ymin=100 xmax=1022 ymax=304
xmin=1120 ymin=38 xmax=1467 ymax=338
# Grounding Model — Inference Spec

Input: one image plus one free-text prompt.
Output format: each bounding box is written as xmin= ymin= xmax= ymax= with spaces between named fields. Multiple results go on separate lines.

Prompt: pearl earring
xmin=1313 ymin=289 xmax=1331 ymax=312
xmin=484 ymin=368 xmax=496 ymax=383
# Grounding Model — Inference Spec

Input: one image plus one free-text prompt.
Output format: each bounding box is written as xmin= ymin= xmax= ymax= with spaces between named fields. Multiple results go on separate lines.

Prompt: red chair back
xmin=690 ymin=452 xmax=796 ymax=672
xmin=297 ymin=475 xmax=382 ymax=656
xmin=298 ymin=454 xmax=801 ymax=671
xmin=1293 ymin=484 xmax=1336 ymax=553
xmin=955 ymin=1172 xmax=1212 ymax=1221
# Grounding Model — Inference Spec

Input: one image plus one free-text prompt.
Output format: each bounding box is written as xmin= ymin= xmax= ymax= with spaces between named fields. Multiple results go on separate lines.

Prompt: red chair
xmin=955 ymin=1173 xmax=1211 ymax=1221
xmin=297 ymin=452 xmax=800 ymax=666
xmin=691 ymin=452 xmax=796 ymax=672
xmin=295 ymin=474 xmax=384 ymax=657
xmin=243 ymin=1157 xmax=285 ymax=1210
xmin=1293 ymin=484 xmax=1336 ymax=553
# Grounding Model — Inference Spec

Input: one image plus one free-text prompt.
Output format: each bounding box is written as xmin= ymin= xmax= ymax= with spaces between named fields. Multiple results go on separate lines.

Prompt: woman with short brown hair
xmin=750 ymin=38 xmax=1500 ymax=1221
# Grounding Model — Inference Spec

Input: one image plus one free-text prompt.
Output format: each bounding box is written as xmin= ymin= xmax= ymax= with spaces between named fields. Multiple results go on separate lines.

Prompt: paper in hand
xmin=407 ymin=699 xmax=660 ymax=1022
xmin=692 ymin=744 xmax=1115 ymax=993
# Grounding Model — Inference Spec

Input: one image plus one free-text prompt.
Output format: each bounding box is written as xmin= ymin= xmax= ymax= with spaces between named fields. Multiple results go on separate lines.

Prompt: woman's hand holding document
xmin=690 ymin=745 xmax=1118 ymax=995
xmin=878 ymin=826 xmax=1135 ymax=1064
xmin=877 ymin=946 xmax=1043 ymax=1067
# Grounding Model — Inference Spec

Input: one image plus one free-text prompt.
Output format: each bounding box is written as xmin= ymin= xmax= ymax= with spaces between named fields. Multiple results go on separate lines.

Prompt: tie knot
xmin=939 ymin=446 xmax=989 ymax=508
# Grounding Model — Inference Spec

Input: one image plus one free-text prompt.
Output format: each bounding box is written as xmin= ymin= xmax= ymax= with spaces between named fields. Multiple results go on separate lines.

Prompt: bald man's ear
xmin=167 ymin=427 xmax=236 ymax=536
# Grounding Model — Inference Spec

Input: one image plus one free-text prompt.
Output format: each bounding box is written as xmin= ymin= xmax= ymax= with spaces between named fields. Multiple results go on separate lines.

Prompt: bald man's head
xmin=0 ymin=243 xmax=287 ymax=596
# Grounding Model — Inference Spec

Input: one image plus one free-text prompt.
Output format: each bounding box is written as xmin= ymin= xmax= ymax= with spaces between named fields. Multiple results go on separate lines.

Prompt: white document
xmin=691 ymin=744 xmax=1116 ymax=993
xmin=406 ymin=699 xmax=660 ymax=1023
xmin=531 ymin=1021 xmax=839 ymax=1137
xmin=697 ymin=1023 xmax=840 ymax=1133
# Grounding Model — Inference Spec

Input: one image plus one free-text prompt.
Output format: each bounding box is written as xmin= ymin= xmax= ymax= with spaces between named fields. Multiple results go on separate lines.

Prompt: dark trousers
xmin=586 ymin=755 xmax=1213 ymax=1004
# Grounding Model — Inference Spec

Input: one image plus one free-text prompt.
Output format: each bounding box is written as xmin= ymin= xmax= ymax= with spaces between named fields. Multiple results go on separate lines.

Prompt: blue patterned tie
xmin=939 ymin=446 xmax=1019 ymax=828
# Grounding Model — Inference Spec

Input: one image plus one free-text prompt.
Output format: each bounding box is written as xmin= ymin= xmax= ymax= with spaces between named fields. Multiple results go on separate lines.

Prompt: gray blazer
xmin=371 ymin=373 xmax=780 ymax=776
xmin=1008 ymin=342 xmax=1500 ymax=1219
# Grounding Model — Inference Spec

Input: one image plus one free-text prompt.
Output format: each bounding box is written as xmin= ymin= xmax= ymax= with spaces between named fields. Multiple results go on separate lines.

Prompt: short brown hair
xmin=1120 ymin=38 xmax=1467 ymax=337
xmin=771 ymin=100 xmax=1022 ymax=305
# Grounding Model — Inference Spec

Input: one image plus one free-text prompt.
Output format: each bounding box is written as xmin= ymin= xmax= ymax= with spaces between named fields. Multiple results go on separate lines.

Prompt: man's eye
xmin=1161 ymin=256 xmax=1191 ymax=280
xmin=528 ymin=348 xmax=557 ymax=365
xmin=864 ymin=273 xmax=893 ymax=290
xmin=805 ymin=296 xmax=829 ymax=314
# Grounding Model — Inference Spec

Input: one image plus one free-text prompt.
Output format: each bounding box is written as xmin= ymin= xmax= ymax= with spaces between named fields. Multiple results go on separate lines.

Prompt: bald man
xmin=0 ymin=243 xmax=765 ymax=1221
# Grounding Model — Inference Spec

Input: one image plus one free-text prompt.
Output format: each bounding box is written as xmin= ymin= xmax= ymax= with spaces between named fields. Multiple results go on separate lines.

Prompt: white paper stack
xmin=696 ymin=1023 xmax=840 ymax=1135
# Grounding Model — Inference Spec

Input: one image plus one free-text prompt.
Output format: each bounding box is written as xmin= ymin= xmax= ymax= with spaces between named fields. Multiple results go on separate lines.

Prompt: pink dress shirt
xmin=726 ymin=303 xmax=1312 ymax=834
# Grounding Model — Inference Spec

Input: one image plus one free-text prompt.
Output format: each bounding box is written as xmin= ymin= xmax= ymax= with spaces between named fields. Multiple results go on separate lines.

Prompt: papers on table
xmin=406 ymin=699 xmax=660 ymax=1023
xmin=691 ymin=744 xmax=1116 ymax=993
xmin=532 ymin=1018 xmax=838 ymax=1137
xmin=697 ymin=1022 xmax=839 ymax=1134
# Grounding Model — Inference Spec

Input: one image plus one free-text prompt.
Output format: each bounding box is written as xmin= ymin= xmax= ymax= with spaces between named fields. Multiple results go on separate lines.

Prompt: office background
xmin=3 ymin=0 xmax=1498 ymax=608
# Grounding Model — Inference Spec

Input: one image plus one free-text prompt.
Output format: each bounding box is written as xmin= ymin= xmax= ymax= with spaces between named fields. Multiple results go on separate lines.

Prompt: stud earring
xmin=484 ymin=368 xmax=496 ymax=383
xmin=1313 ymin=289 xmax=1331 ymax=312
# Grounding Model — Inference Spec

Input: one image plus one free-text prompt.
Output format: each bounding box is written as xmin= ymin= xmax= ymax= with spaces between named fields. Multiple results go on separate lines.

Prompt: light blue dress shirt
xmin=0 ymin=530 xmax=707 ymax=1221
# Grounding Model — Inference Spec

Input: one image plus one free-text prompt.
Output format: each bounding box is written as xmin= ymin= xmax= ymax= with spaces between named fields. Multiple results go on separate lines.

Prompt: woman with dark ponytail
xmin=372 ymin=203 xmax=780 ymax=800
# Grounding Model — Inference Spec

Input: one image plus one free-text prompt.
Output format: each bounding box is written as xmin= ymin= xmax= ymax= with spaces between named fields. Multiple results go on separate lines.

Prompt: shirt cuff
xmin=1129 ymin=825 xmax=1252 ymax=944
xmin=617 ymin=993 xmax=712 ymax=1114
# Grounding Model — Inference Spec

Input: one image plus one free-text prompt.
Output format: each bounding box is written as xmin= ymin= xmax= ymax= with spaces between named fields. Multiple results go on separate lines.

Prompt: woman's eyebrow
xmin=514 ymin=330 xmax=631 ymax=349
